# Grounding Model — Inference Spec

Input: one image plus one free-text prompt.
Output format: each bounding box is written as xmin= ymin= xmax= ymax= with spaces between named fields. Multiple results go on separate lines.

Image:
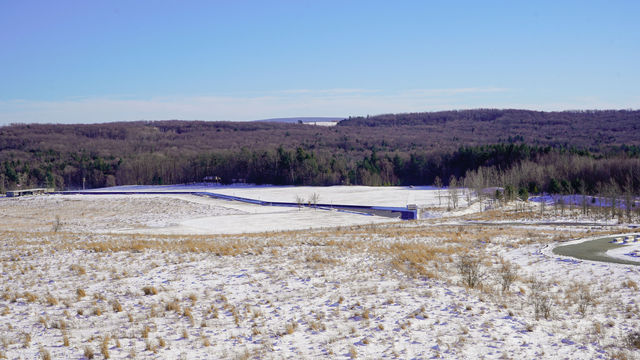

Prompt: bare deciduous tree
xmin=295 ymin=195 xmax=305 ymax=210
xmin=448 ymin=176 xmax=459 ymax=209
xmin=308 ymin=193 xmax=320 ymax=209
xmin=433 ymin=176 xmax=443 ymax=206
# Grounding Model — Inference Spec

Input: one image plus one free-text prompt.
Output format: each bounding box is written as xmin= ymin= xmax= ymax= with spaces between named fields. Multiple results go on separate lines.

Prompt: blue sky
xmin=1 ymin=0 xmax=639 ymax=124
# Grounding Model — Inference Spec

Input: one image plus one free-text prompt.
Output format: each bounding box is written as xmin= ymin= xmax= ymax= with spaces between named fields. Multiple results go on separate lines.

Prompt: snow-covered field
xmin=82 ymin=184 xmax=469 ymax=209
xmin=1 ymin=185 xmax=639 ymax=359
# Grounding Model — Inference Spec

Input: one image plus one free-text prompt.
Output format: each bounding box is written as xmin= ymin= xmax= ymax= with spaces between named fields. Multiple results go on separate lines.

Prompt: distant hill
xmin=339 ymin=109 xmax=640 ymax=151
xmin=253 ymin=117 xmax=344 ymax=124
xmin=1 ymin=109 xmax=640 ymax=191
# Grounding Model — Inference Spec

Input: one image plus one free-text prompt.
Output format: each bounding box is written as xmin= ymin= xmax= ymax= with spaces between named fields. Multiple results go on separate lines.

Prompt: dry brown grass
xmin=67 ymin=236 xmax=264 ymax=256
xmin=142 ymin=286 xmax=158 ymax=296
xmin=100 ymin=335 xmax=111 ymax=359
xmin=309 ymin=320 xmax=326 ymax=332
xmin=22 ymin=332 xmax=31 ymax=348
xmin=111 ymin=299 xmax=123 ymax=312
xmin=62 ymin=331 xmax=70 ymax=346
xmin=622 ymin=279 xmax=638 ymax=290
xmin=70 ymin=264 xmax=86 ymax=275
xmin=380 ymin=241 xmax=462 ymax=278
xmin=39 ymin=346 xmax=51 ymax=360
xmin=76 ymin=288 xmax=86 ymax=299
xmin=305 ymin=251 xmax=339 ymax=265
xmin=83 ymin=345 xmax=94 ymax=359
xmin=157 ymin=336 xmax=166 ymax=348
xmin=45 ymin=294 xmax=58 ymax=306
xmin=202 ymin=336 xmax=211 ymax=347
xmin=349 ymin=345 xmax=357 ymax=358
xmin=166 ymin=300 xmax=181 ymax=313
xmin=285 ymin=321 xmax=298 ymax=335
xmin=142 ymin=325 xmax=151 ymax=339
xmin=23 ymin=292 xmax=38 ymax=303
xmin=183 ymin=306 xmax=194 ymax=325
xmin=188 ymin=293 xmax=198 ymax=303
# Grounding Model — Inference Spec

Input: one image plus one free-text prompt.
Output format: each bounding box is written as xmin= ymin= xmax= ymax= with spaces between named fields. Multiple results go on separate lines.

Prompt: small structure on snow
xmin=6 ymin=188 xmax=54 ymax=197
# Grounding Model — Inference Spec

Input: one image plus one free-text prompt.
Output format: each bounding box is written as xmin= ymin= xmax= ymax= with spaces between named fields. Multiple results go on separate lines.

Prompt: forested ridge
xmin=1 ymin=109 xmax=640 ymax=196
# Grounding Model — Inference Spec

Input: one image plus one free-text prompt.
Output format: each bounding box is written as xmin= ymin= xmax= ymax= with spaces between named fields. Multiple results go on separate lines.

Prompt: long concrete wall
xmin=55 ymin=191 xmax=418 ymax=220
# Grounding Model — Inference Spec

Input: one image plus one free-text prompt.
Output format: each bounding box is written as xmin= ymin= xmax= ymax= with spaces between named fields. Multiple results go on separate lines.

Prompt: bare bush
xmin=496 ymin=261 xmax=518 ymax=293
xmin=52 ymin=215 xmax=63 ymax=233
xmin=308 ymin=193 xmax=320 ymax=208
xmin=83 ymin=345 xmax=94 ymax=359
xmin=456 ymin=254 xmax=484 ymax=289
xmin=530 ymin=278 xmax=551 ymax=320
xmin=295 ymin=195 xmax=305 ymax=209
xmin=577 ymin=285 xmax=594 ymax=316
xmin=448 ymin=176 xmax=459 ymax=209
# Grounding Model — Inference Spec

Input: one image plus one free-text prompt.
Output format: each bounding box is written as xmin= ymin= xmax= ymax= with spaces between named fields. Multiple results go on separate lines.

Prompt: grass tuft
xmin=142 ymin=286 xmax=158 ymax=296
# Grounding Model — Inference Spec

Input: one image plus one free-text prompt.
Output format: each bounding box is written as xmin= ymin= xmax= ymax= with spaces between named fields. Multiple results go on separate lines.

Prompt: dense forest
xmin=1 ymin=109 xmax=639 ymax=196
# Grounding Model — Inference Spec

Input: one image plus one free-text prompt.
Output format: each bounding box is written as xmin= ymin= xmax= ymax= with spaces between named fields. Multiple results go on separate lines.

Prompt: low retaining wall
xmin=55 ymin=191 xmax=418 ymax=220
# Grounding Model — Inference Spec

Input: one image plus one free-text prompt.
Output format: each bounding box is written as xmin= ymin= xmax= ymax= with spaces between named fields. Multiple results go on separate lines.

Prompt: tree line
xmin=2 ymin=142 xmax=640 ymax=199
xmin=1 ymin=111 xmax=639 ymax=196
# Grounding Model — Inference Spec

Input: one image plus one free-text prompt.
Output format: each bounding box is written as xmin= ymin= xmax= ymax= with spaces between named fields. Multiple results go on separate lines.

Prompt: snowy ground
xmin=531 ymin=194 xmax=640 ymax=209
xmin=0 ymin=193 xmax=395 ymax=235
xmin=83 ymin=184 xmax=468 ymax=209
xmin=1 ymin=186 xmax=639 ymax=359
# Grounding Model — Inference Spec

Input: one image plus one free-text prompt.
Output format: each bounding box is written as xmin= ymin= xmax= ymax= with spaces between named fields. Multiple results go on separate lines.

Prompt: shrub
xmin=52 ymin=215 xmax=63 ymax=233
xmin=83 ymin=345 xmax=94 ymax=359
xmin=456 ymin=254 xmax=484 ymax=288
xmin=530 ymin=278 xmax=551 ymax=320
xmin=496 ymin=261 xmax=518 ymax=293
xmin=577 ymin=285 xmax=593 ymax=316
xmin=39 ymin=347 xmax=51 ymax=360
xmin=142 ymin=286 xmax=158 ymax=296
xmin=111 ymin=299 xmax=122 ymax=313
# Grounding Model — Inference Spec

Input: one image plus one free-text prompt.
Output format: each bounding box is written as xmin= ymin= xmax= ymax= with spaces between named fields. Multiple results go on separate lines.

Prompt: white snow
xmin=1 ymin=186 xmax=639 ymax=359
xmin=85 ymin=184 xmax=467 ymax=209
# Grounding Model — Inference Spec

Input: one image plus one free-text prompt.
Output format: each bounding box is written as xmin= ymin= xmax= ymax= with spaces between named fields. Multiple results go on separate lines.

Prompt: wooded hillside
xmin=1 ymin=109 xmax=639 ymax=194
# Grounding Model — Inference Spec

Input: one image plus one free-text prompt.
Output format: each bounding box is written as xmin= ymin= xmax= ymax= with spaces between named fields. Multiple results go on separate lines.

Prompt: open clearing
xmin=0 ymin=186 xmax=639 ymax=359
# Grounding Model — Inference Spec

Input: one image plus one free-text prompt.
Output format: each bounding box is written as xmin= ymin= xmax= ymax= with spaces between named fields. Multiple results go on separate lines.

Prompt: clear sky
xmin=1 ymin=0 xmax=639 ymax=124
